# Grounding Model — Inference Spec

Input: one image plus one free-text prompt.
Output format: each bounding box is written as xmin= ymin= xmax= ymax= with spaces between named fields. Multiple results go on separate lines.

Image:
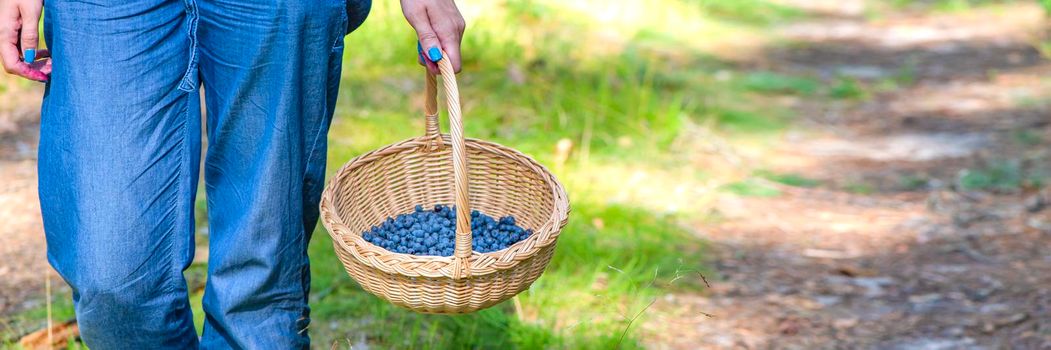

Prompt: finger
xmin=408 ymin=16 xmax=442 ymax=74
xmin=34 ymin=48 xmax=49 ymax=59
xmin=31 ymin=57 xmax=51 ymax=75
xmin=415 ymin=41 xmax=437 ymax=72
xmin=432 ymin=14 xmax=464 ymax=73
xmin=424 ymin=51 xmax=439 ymax=74
xmin=18 ymin=3 xmax=41 ymax=62
xmin=0 ymin=41 xmax=21 ymax=73
xmin=439 ymin=37 xmax=461 ymax=73
xmin=0 ymin=43 xmax=47 ymax=81
xmin=0 ymin=10 xmax=19 ymax=75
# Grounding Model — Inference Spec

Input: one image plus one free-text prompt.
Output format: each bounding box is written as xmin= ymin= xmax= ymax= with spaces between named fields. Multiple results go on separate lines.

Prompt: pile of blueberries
xmin=361 ymin=204 xmax=533 ymax=256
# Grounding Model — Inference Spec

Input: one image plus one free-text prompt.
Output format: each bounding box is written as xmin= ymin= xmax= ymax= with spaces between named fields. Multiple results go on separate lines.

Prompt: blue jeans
xmin=38 ymin=0 xmax=369 ymax=348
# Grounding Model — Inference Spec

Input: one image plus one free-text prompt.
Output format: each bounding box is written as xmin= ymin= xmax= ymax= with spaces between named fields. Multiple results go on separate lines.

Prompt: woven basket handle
xmin=423 ymin=52 xmax=473 ymax=259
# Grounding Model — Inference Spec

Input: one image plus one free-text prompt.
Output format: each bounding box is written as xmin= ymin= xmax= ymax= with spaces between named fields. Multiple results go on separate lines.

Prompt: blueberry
xmin=360 ymin=206 xmax=528 ymax=256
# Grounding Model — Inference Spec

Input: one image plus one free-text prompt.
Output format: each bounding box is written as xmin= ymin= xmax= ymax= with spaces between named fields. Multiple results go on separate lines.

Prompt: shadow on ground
xmin=642 ymin=2 xmax=1051 ymax=348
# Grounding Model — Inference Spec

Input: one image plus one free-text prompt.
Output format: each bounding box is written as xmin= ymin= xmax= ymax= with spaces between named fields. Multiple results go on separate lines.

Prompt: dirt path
xmin=648 ymin=3 xmax=1051 ymax=349
xmin=0 ymin=82 xmax=53 ymax=323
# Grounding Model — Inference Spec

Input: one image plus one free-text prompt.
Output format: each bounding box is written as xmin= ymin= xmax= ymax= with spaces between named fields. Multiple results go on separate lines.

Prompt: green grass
xmin=958 ymin=161 xmax=1026 ymax=192
xmin=0 ymin=292 xmax=76 ymax=343
xmin=712 ymin=109 xmax=788 ymax=134
xmin=691 ymin=0 xmax=805 ymax=25
xmin=890 ymin=0 xmax=1023 ymax=11
xmin=829 ymin=77 xmax=868 ymax=100
xmin=740 ymin=71 xmax=820 ymax=95
xmin=1038 ymin=40 xmax=1051 ymax=61
xmin=898 ymin=174 xmax=930 ymax=191
xmin=737 ymin=70 xmax=872 ymax=101
xmin=876 ymin=57 xmax=919 ymax=91
xmin=844 ymin=182 xmax=875 ymax=195
xmin=955 ymin=160 xmax=1049 ymax=192
xmin=754 ymin=170 xmax=821 ymax=188
xmin=1013 ymin=129 xmax=1044 ymax=147
xmin=720 ymin=179 xmax=782 ymax=197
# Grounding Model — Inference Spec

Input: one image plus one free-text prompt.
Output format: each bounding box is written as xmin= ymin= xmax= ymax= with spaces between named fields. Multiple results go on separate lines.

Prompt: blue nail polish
xmin=427 ymin=47 xmax=442 ymax=62
xmin=417 ymin=42 xmax=423 ymax=54
xmin=23 ymin=49 xmax=35 ymax=63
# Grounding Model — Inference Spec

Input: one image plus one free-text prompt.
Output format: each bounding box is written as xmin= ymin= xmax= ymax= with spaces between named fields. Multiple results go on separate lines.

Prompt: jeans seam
xmin=333 ymin=0 xmax=348 ymax=50
xmin=179 ymin=0 xmax=200 ymax=92
xmin=296 ymin=48 xmax=342 ymax=325
xmin=168 ymin=93 xmax=191 ymax=299
xmin=301 ymin=51 xmax=341 ymax=190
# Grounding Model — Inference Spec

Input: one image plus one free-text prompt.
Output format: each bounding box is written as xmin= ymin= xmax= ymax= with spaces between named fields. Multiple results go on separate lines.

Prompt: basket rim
xmin=319 ymin=134 xmax=570 ymax=279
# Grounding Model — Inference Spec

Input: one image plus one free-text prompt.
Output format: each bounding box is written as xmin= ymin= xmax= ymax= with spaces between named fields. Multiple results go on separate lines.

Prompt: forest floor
xmin=0 ymin=81 xmax=47 ymax=320
xmin=646 ymin=1 xmax=1051 ymax=349
xmin=1 ymin=1 xmax=1050 ymax=349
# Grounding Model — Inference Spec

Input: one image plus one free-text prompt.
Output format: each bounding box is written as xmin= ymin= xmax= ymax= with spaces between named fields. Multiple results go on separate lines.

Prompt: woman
xmin=0 ymin=0 xmax=464 ymax=347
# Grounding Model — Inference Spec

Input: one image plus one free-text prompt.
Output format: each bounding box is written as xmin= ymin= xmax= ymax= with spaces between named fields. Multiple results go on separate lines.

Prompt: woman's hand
xmin=401 ymin=0 xmax=464 ymax=74
xmin=0 ymin=0 xmax=49 ymax=81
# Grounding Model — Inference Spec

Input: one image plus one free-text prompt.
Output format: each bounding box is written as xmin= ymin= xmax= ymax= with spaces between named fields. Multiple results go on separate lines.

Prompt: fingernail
xmin=427 ymin=47 xmax=442 ymax=62
xmin=24 ymin=49 xmax=35 ymax=63
xmin=417 ymin=42 xmax=423 ymax=54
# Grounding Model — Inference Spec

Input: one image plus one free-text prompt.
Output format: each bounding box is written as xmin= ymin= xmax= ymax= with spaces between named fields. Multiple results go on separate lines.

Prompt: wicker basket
xmin=319 ymin=54 xmax=570 ymax=314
